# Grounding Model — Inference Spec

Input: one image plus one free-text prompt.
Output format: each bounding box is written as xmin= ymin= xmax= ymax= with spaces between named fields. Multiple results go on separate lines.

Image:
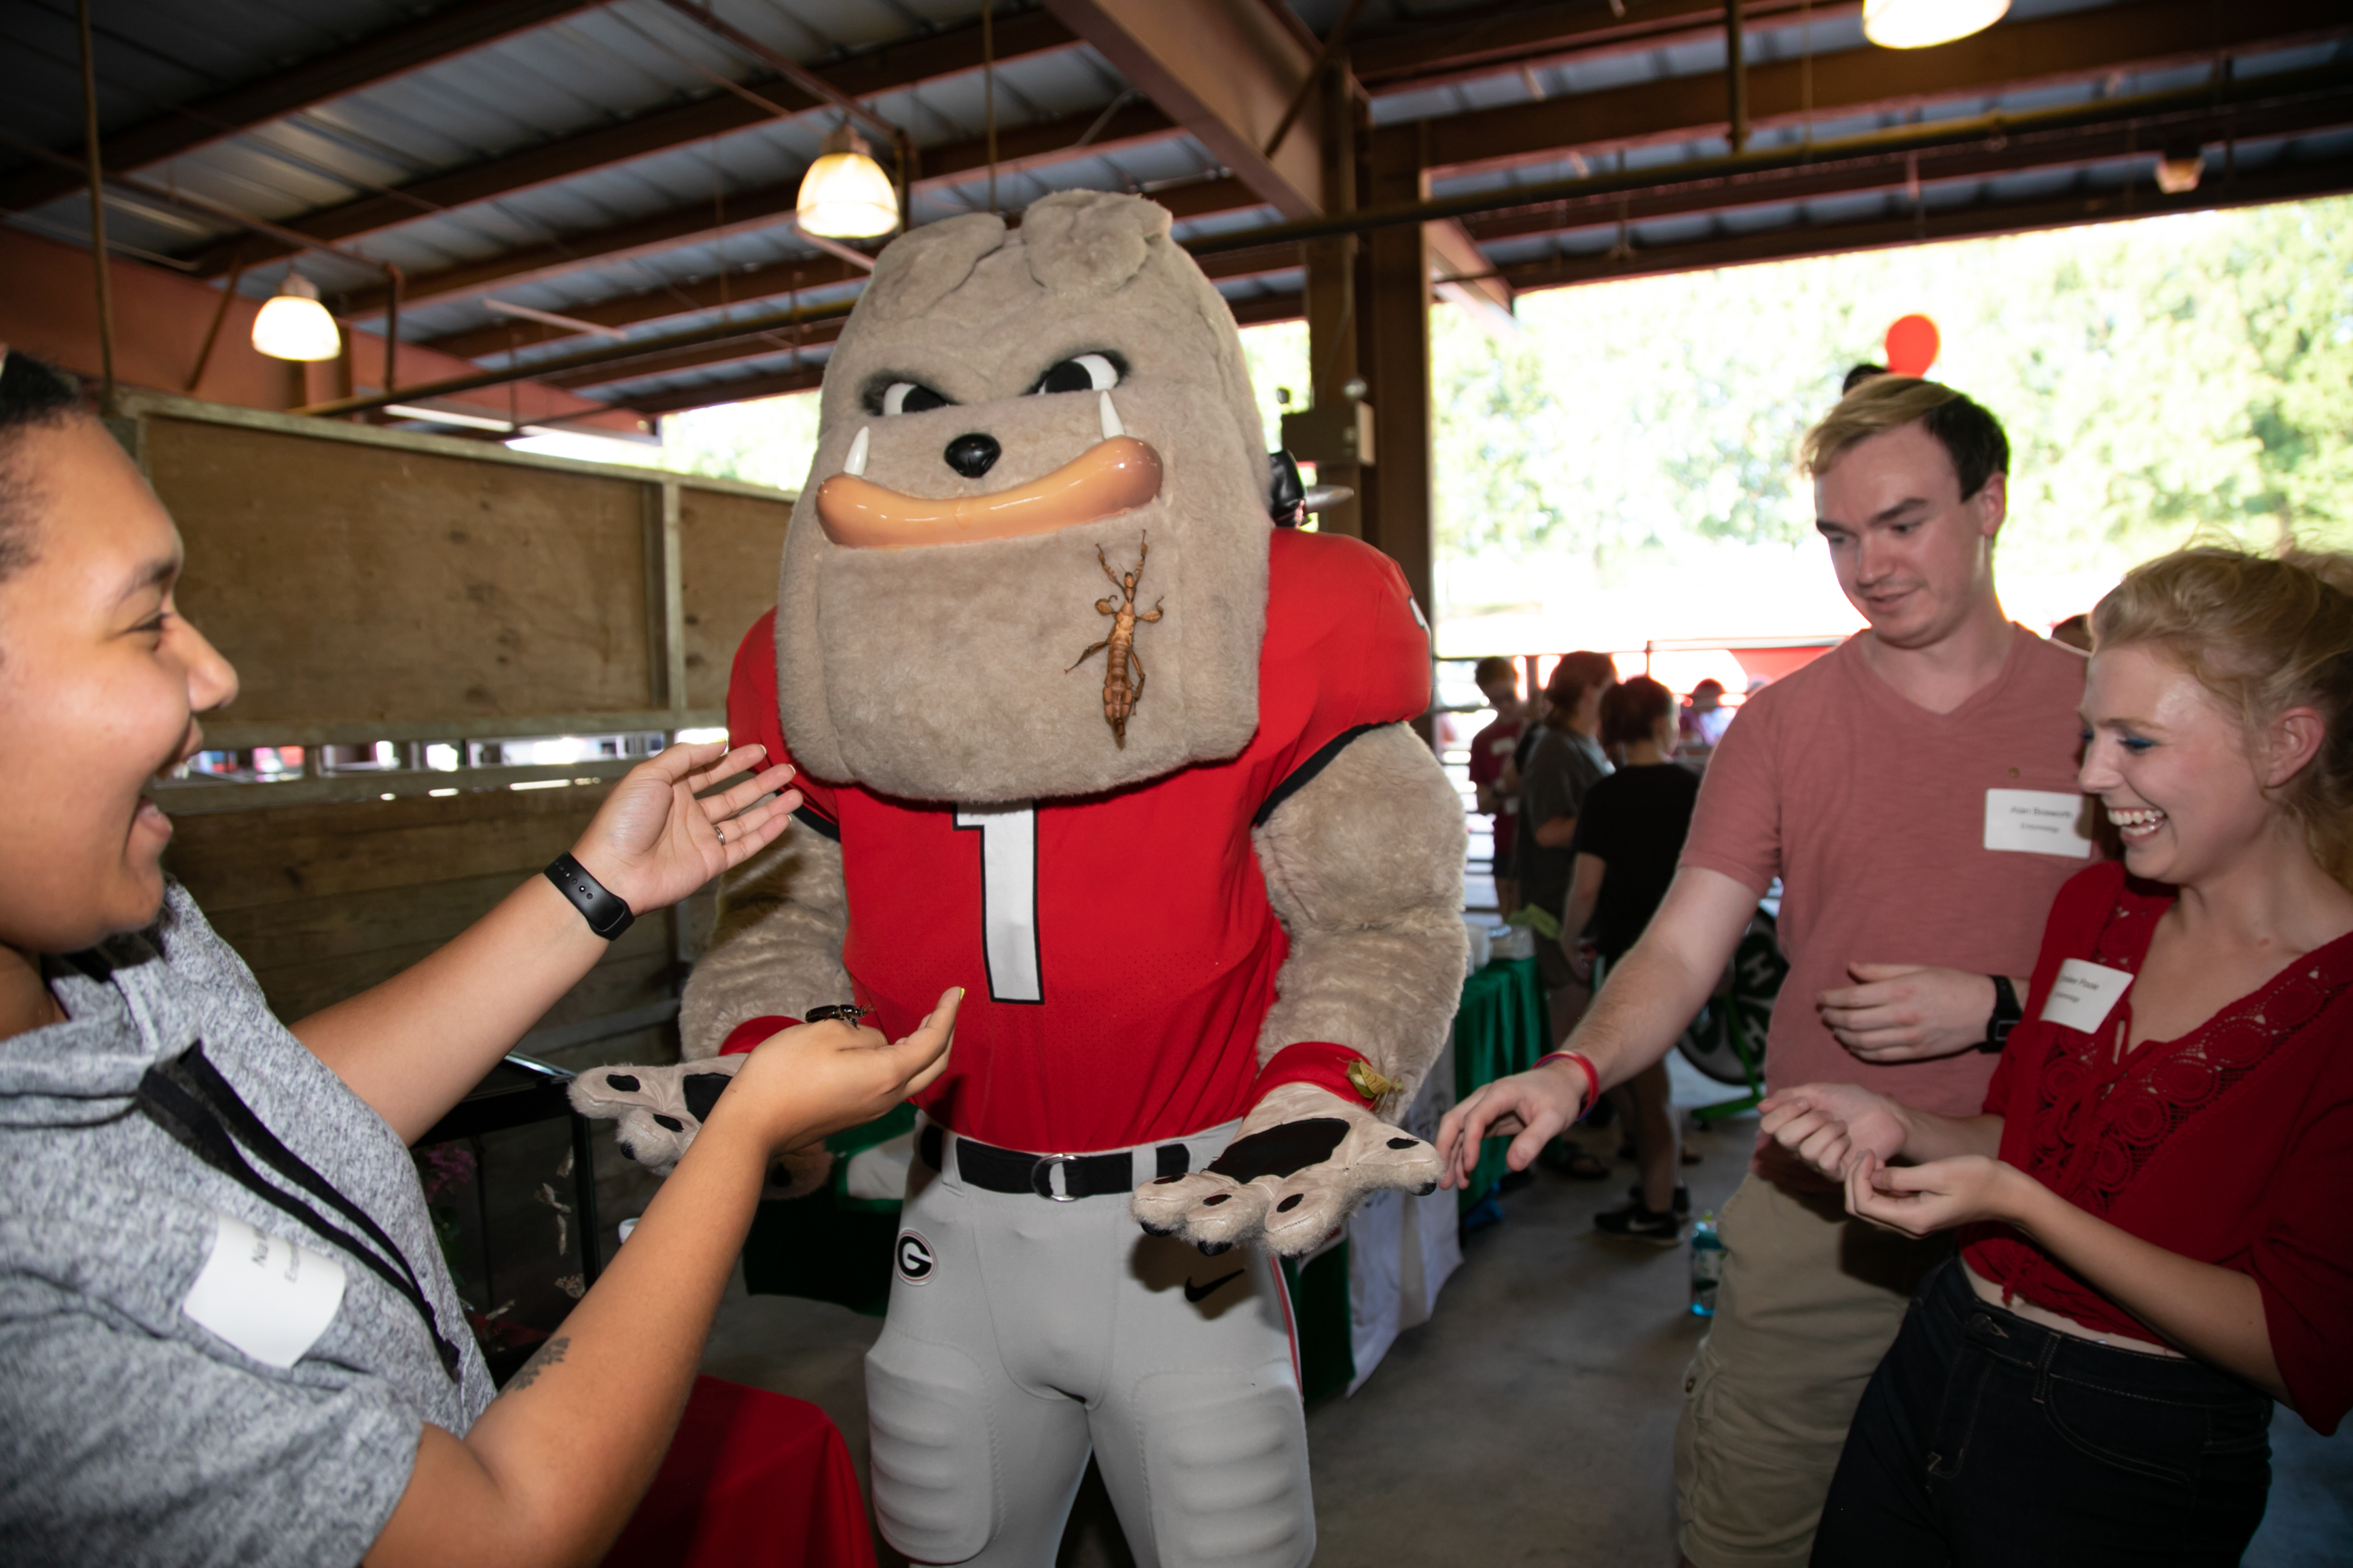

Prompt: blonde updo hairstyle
xmin=2091 ymin=545 xmax=2353 ymax=888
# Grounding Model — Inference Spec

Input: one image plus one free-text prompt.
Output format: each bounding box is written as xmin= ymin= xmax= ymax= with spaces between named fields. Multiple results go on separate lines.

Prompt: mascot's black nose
xmin=944 ymin=433 xmax=1001 ymax=478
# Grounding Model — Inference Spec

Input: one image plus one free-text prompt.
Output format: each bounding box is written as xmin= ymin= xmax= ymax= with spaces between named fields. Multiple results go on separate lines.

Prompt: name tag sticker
xmin=181 ymin=1212 xmax=345 ymax=1369
xmin=2039 ymin=958 xmax=2135 ymax=1034
xmin=1983 ymin=789 xmax=2094 ymax=858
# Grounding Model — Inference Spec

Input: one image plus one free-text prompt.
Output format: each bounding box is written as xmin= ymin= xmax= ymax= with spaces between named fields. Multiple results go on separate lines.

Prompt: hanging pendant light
xmin=1863 ymin=0 xmax=2009 ymax=50
xmin=796 ymin=123 xmax=899 ymax=240
xmin=251 ymin=269 xmax=342 ymax=361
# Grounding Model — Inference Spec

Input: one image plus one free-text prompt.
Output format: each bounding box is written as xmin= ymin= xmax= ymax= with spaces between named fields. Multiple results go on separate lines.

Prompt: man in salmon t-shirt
xmin=1439 ymin=376 xmax=2093 ymax=1568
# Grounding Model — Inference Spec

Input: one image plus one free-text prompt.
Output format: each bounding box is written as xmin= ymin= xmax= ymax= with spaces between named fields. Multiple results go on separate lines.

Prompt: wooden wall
xmin=155 ymin=416 xmax=664 ymax=723
xmin=126 ymin=397 xmax=792 ymax=1230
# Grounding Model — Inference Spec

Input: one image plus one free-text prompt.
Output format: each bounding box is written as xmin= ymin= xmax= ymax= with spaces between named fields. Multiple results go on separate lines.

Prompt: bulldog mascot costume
xmin=575 ymin=191 xmax=1467 ymax=1567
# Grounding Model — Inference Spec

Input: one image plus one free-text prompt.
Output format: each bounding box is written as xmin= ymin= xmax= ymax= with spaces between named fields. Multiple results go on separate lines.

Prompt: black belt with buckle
xmin=918 ymin=1123 xmax=1190 ymax=1201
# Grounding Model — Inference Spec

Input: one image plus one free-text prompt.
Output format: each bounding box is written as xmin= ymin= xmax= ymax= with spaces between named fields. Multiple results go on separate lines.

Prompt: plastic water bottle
xmin=1689 ymin=1211 xmax=1723 ymax=1317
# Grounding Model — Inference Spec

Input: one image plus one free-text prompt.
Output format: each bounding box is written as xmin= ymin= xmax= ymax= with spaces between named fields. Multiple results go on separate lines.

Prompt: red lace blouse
xmin=1962 ymin=860 xmax=2353 ymax=1434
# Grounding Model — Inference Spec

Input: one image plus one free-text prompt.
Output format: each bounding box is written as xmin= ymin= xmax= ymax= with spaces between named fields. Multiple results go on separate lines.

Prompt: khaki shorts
xmin=1674 ymin=1174 xmax=1947 ymax=1568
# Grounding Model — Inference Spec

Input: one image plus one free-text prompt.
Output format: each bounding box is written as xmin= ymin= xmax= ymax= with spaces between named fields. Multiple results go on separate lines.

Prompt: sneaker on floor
xmin=1594 ymin=1200 xmax=1684 ymax=1245
xmin=1627 ymin=1182 xmax=1691 ymax=1217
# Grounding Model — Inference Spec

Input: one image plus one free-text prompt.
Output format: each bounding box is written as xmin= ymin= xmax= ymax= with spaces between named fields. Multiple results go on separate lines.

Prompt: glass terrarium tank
xmin=411 ymin=1055 xmax=602 ymax=1384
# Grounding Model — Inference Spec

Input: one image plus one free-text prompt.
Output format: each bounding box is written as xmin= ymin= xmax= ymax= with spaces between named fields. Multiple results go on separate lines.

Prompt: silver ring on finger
xmin=714 ymin=821 xmax=728 ymax=845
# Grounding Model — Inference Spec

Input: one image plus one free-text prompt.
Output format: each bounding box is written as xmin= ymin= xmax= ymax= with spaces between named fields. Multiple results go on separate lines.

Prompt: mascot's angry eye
xmin=869 ymin=380 xmax=954 ymax=417
xmin=1030 ymin=352 xmax=1126 ymax=396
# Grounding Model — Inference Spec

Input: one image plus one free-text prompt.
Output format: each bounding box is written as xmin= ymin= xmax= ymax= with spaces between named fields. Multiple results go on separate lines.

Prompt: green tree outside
xmin=1429 ymin=196 xmax=2353 ymax=606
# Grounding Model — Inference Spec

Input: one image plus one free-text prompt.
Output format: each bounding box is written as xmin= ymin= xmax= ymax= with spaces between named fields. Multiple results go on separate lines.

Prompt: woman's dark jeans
xmin=1812 ymin=1256 xmax=2273 ymax=1567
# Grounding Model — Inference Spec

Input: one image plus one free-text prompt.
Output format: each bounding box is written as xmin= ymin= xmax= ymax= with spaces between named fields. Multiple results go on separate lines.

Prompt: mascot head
xmin=773 ymin=191 xmax=1274 ymax=803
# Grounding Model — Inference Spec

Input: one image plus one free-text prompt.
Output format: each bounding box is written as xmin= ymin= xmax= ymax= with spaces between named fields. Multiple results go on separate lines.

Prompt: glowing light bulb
xmin=796 ymin=124 xmax=899 ymax=240
xmin=1862 ymin=0 xmax=2009 ymax=50
xmin=251 ymin=270 xmax=342 ymax=361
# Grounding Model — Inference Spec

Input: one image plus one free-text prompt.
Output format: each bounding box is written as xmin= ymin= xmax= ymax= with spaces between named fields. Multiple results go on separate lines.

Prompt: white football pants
xmin=866 ymin=1116 xmax=1314 ymax=1568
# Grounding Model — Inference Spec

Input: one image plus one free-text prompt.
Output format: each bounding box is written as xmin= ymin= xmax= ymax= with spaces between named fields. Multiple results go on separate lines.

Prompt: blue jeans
xmin=1812 ymin=1256 xmax=2274 ymax=1567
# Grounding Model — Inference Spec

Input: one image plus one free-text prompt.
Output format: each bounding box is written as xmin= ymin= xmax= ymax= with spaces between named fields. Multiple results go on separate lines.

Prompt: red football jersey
xmin=724 ymin=528 xmax=1431 ymax=1152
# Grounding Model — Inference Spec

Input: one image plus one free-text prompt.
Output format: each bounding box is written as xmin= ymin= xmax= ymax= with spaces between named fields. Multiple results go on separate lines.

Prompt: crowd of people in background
xmin=1447 ymin=371 xmax=2353 ymax=1568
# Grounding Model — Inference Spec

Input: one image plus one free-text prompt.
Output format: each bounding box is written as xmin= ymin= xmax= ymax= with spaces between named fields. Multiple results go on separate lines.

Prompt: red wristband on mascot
xmin=1251 ymin=1040 xmax=1378 ymax=1110
xmin=718 ymin=1015 xmax=801 ymax=1056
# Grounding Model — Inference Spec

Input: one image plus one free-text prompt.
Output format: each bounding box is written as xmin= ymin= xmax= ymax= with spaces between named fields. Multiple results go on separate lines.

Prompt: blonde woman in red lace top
xmin=1758 ymin=545 xmax=2353 ymax=1567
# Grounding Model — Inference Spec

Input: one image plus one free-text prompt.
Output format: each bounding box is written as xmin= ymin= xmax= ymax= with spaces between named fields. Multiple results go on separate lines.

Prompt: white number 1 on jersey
xmin=953 ymin=803 xmax=1042 ymax=1004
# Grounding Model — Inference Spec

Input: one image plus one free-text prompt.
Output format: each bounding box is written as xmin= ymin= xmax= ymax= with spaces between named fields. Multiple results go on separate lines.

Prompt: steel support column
xmin=1301 ymin=62 xmax=1363 ymax=538
xmin=1356 ymin=122 xmax=1437 ymax=674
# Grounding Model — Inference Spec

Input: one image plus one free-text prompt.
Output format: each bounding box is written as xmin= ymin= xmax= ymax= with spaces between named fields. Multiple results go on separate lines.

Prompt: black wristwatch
xmin=1979 ymin=974 xmax=2022 ymax=1053
xmin=544 ymin=852 xmax=634 ymax=940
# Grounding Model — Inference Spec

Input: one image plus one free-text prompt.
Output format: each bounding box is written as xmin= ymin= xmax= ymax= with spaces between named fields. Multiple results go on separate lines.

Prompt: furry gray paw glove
xmin=1129 ymin=1082 xmax=1443 ymax=1257
xmin=567 ymin=1059 xmax=831 ymax=1199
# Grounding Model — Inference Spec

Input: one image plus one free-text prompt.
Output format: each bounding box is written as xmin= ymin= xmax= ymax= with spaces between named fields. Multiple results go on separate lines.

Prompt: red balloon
xmin=1885 ymin=314 xmax=1940 ymax=377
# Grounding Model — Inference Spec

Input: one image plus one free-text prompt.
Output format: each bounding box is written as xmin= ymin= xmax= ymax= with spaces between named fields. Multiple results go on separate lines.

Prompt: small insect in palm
xmin=1067 ymin=534 xmax=1164 ymax=747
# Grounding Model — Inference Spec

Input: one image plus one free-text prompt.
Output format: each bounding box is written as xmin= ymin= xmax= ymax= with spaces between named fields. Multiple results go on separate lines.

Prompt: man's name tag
xmin=2039 ymin=958 xmax=2135 ymax=1034
xmin=181 ymin=1212 xmax=346 ymax=1369
xmin=1984 ymin=789 xmax=2094 ymax=858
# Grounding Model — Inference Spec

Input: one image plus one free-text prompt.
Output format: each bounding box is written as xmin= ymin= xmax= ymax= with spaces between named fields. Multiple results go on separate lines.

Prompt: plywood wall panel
xmin=149 ymin=416 xmax=658 ymax=723
xmin=678 ymin=488 xmax=793 ymax=710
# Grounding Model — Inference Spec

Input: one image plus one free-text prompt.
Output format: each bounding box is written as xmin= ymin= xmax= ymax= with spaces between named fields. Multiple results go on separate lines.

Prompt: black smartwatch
xmin=544 ymin=852 xmax=634 ymax=939
xmin=1979 ymin=974 xmax=2022 ymax=1053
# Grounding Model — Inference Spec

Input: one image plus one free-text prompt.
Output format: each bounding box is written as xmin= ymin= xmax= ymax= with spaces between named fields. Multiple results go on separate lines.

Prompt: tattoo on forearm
xmin=506 ymin=1335 xmax=569 ymax=1393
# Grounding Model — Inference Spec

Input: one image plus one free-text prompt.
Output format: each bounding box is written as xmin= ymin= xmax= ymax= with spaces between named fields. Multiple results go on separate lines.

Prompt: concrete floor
xmin=694 ymin=1076 xmax=2352 ymax=1567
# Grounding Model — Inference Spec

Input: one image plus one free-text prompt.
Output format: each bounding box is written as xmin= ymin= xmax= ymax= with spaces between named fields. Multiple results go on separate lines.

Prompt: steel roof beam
xmin=0 ymin=0 xmax=609 ymax=215
xmin=417 ymin=174 xmax=1263 ymax=362
xmin=1043 ymin=0 xmax=1324 ymax=217
xmin=1421 ymin=0 xmax=2353 ymax=177
xmin=1182 ymin=61 xmax=2353 ymax=255
xmin=1458 ymin=82 xmax=2353 ymax=247
xmin=396 ymin=0 xmax=2346 ymax=331
xmin=613 ymin=287 xmax=1310 ymax=417
xmin=343 ymin=98 xmax=1182 ymax=318
xmin=429 ymin=263 xmax=857 ymax=363
xmin=291 ymin=292 xmax=857 ymax=419
xmin=1350 ymin=0 xmax=1858 ymax=97
xmin=188 ymin=7 xmax=1082 ymax=275
xmin=535 ymin=316 xmax=847 ymax=391
xmin=1494 ymin=151 xmax=2353 ymax=293
xmin=533 ymin=232 xmax=1304 ymax=391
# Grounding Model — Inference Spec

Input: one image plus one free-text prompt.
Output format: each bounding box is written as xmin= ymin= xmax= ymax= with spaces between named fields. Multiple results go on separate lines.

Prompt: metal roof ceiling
xmin=5 ymin=0 xmax=2349 ymax=425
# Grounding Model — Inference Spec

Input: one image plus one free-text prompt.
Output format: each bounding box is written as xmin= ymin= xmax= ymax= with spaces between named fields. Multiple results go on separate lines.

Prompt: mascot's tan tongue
xmin=816 ymin=407 xmax=1163 ymax=549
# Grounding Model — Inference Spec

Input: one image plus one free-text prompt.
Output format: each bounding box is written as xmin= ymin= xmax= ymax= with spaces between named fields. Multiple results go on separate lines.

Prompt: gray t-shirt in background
xmin=0 ymin=881 xmax=494 ymax=1567
xmin=1516 ymin=727 xmax=1612 ymax=917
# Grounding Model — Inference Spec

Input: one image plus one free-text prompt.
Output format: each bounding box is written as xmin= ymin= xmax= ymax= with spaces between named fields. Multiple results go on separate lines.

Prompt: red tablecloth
xmin=603 ymin=1376 xmax=876 ymax=1568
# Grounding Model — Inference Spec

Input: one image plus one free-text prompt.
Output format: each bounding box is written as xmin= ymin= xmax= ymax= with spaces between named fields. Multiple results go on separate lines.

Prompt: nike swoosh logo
xmin=1184 ymin=1269 xmax=1244 ymax=1305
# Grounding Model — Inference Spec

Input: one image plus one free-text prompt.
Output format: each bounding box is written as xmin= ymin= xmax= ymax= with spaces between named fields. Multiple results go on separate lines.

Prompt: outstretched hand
xmin=1434 ymin=1057 xmax=1589 ymax=1190
xmin=1818 ymin=964 xmax=1996 ymax=1063
xmin=1844 ymin=1151 xmax=2022 ymax=1239
xmin=571 ymin=742 xmax=800 ymax=915
xmin=572 ymin=988 xmax=963 ymax=1177
xmin=1757 ymin=1081 xmax=1907 ymax=1182
xmin=725 ymin=987 xmax=962 ymax=1151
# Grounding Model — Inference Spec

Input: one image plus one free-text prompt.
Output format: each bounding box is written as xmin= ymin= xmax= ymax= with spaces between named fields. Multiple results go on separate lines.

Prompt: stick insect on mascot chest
xmin=574 ymin=191 xmax=1467 ymax=1568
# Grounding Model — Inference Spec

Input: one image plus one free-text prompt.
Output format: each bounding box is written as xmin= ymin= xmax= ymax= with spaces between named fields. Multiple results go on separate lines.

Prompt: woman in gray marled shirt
xmin=0 ymin=348 xmax=958 ymax=1568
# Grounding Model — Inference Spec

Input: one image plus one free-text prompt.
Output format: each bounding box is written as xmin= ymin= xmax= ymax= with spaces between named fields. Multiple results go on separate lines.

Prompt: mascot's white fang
xmin=574 ymin=191 xmax=1467 ymax=1568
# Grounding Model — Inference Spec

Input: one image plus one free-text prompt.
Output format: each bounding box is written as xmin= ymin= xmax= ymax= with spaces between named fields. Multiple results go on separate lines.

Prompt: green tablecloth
xmin=1454 ymin=955 xmax=1551 ymax=1212
xmin=1280 ymin=955 xmax=1551 ymax=1403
